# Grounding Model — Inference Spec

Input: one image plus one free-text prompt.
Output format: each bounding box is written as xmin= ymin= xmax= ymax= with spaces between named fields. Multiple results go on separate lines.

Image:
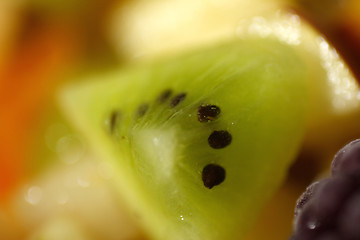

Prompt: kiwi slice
xmin=60 ymin=38 xmax=307 ymax=240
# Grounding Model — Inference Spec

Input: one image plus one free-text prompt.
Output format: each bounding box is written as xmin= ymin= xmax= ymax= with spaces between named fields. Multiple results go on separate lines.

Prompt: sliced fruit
xmin=60 ymin=38 xmax=307 ymax=240
xmin=109 ymin=0 xmax=285 ymax=60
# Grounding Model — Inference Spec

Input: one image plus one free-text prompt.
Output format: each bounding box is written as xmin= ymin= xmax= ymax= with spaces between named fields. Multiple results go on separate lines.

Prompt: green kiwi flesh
xmin=60 ymin=38 xmax=307 ymax=240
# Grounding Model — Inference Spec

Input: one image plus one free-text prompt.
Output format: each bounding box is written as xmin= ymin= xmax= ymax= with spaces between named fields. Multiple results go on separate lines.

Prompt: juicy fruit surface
xmin=332 ymin=139 xmax=360 ymax=177
xmin=292 ymin=139 xmax=360 ymax=240
xmin=61 ymin=39 xmax=307 ymax=240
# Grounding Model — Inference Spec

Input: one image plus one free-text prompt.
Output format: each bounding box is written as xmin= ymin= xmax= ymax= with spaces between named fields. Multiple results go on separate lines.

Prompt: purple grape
xmin=338 ymin=191 xmax=360 ymax=239
xmin=332 ymin=139 xmax=360 ymax=177
xmin=313 ymin=176 xmax=354 ymax=221
xmin=294 ymin=201 xmax=324 ymax=239
xmin=290 ymin=139 xmax=360 ymax=240
xmin=289 ymin=234 xmax=311 ymax=240
xmin=292 ymin=198 xmax=345 ymax=240
xmin=292 ymin=176 xmax=354 ymax=240
xmin=295 ymin=181 xmax=319 ymax=217
xmin=316 ymin=231 xmax=343 ymax=240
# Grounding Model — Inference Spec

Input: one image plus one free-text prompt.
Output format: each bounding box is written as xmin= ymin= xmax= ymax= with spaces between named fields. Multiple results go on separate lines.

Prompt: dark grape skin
xmin=292 ymin=177 xmax=355 ymax=240
xmin=292 ymin=188 xmax=347 ymax=240
xmin=294 ymin=201 xmax=323 ymax=239
xmin=332 ymin=139 xmax=360 ymax=177
xmin=294 ymin=176 xmax=353 ymax=228
xmin=291 ymin=139 xmax=360 ymax=240
xmin=316 ymin=232 xmax=343 ymax=240
xmin=290 ymin=231 xmax=344 ymax=240
xmin=338 ymin=192 xmax=360 ymax=239
xmin=313 ymin=176 xmax=355 ymax=221
xmin=295 ymin=181 xmax=319 ymax=217
xmin=291 ymin=231 xmax=343 ymax=240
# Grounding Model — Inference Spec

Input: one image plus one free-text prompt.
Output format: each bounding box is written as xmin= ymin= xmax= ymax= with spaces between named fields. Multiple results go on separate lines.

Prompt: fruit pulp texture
xmin=61 ymin=38 xmax=307 ymax=240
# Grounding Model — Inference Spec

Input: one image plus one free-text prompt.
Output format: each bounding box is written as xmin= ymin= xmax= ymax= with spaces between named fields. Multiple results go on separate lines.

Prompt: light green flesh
xmin=60 ymin=39 xmax=307 ymax=240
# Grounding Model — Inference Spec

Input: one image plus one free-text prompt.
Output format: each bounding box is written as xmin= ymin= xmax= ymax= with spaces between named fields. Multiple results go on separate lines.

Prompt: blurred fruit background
xmin=1 ymin=0 xmax=360 ymax=239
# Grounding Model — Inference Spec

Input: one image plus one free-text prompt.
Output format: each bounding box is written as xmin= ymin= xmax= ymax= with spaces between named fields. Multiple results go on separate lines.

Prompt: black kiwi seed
xmin=208 ymin=130 xmax=232 ymax=149
xmin=157 ymin=89 xmax=173 ymax=103
xmin=109 ymin=110 xmax=121 ymax=133
xmin=197 ymin=105 xmax=221 ymax=123
xmin=136 ymin=104 xmax=149 ymax=117
xmin=202 ymin=164 xmax=226 ymax=189
xmin=170 ymin=93 xmax=186 ymax=107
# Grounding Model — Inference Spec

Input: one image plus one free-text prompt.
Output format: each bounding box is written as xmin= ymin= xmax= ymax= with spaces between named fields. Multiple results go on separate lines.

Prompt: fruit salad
xmin=2 ymin=0 xmax=360 ymax=240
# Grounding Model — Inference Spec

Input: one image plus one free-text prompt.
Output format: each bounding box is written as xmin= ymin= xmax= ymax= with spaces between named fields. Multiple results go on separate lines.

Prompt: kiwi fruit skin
xmin=60 ymin=38 xmax=307 ymax=240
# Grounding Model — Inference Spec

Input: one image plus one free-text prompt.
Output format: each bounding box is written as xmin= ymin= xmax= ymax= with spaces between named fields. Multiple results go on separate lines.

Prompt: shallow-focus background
xmin=2 ymin=0 xmax=360 ymax=239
